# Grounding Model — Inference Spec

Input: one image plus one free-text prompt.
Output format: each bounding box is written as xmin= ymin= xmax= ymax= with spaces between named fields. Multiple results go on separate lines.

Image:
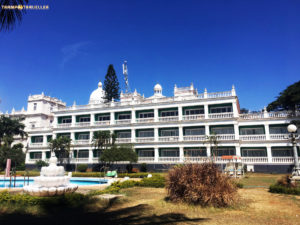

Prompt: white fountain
xmin=23 ymin=153 xmax=78 ymax=197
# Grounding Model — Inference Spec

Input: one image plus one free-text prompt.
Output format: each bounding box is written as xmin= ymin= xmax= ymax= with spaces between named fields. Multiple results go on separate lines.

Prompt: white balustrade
xmin=182 ymin=114 xmax=205 ymax=121
xmin=136 ymin=118 xmax=155 ymax=123
xmin=239 ymin=113 xmax=264 ymax=120
xmin=30 ymin=143 xmax=43 ymax=147
xmin=216 ymin=134 xmax=235 ymax=140
xmin=73 ymin=140 xmax=90 ymax=145
xmin=183 ymin=135 xmax=206 ymax=141
xmin=272 ymin=157 xmax=295 ymax=164
xmin=115 ymin=119 xmax=131 ymax=125
xmin=184 ymin=157 xmax=209 ymax=163
xmin=136 ymin=137 xmax=155 ymax=143
xmin=57 ymin=123 xmax=72 ymax=128
xmin=239 ymin=135 xmax=266 ymax=141
xmin=94 ymin=121 xmax=110 ymax=126
xmin=138 ymin=157 xmax=155 ymax=162
xmin=207 ymin=91 xmax=232 ymax=98
xmin=75 ymin=122 xmax=91 ymax=127
xmin=158 ymin=157 xmax=180 ymax=162
xmin=268 ymin=111 xmax=289 ymax=118
xmin=270 ymin=134 xmax=289 ymax=140
xmin=241 ymin=157 xmax=268 ymax=163
xmin=158 ymin=116 xmax=179 ymax=122
xmin=115 ymin=138 xmax=132 ymax=143
xmin=208 ymin=113 xmax=234 ymax=119
xmin=158 ymin=136 xmax=179 ymax=142
xmin=71 ymin=158 xmax=89 ymax=163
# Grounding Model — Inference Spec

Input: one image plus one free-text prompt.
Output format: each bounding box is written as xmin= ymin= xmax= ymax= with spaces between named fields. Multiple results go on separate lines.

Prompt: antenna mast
xmin=122 ymin=60 xmax=130 ymax=93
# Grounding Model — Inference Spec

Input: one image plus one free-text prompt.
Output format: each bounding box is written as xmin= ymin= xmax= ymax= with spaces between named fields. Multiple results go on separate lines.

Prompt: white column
xmin=232 ymin=101 xmax=239 ymax=117
xmin=91 ymin=113 xmax=95 ymax=125
xmin=154 ymin=127 xmax=159 ymax=142
xmin=110 ymin=112 xmax=115 ymax=125
xmin=25 ymin=152 xmax=30 ymax=164
xmin=90 ymin=131 xmax=93 ymax=143
xmin=267 ymin=145 xmax=272 ymax=163
xmin=88 ymin=149 xmax=93 ymax=163
xmin=154 ymin=147 xmax=159 ymax=162
xmin=206 ymin=146 xmax=211 ymax=157
xmin=54 ymin=116 xmax=58 ymax=128
xmin=53 ymin=133 xmax=57 ymax=139
xmin=131 ymin=129 xmax=136 ymax=143
xmin=72 ymin=115 xmax=76 ymax=127
xmin=178 ymin=106 xmax=183 ymax=120
xmin=205 ymin=125 xmax=210 ymax=136
xmin=131 ymin=110 xmax=136 ymax=123
xmin=42 ymin=151 xmax=46 ymax=160
xmin=234 ymin=124 xmax=239 ymax=140
xmin=154 ymin=108 xmax=159 ymax=122
xmin=236 ymin=146 xmax=241 ymax=157
xmin=43 ymin=135 xmax=47 ymax=147
xmin=204 ymin=104 xmax=209 ymax=119
xmin=179 ymin=146 xmax=184 ymax=162
xmin=265 ymin=124 xmax=270 ymax=140
xmin=179 ymin=126 xmax=183 ymax=141
xmin=71 ymin=132 xmax=75 ymax=144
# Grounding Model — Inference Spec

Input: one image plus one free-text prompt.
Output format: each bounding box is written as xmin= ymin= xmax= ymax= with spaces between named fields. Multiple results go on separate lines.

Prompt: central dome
xmin=89 ymin=81 xmax=105 ymax=104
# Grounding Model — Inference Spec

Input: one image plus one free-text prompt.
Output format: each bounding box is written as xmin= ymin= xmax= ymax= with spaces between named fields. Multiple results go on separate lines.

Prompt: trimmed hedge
xmin=71 ymin=172 xmax=150 ymax=178
xmin=269 ymin=184 xmax=300 ymax=195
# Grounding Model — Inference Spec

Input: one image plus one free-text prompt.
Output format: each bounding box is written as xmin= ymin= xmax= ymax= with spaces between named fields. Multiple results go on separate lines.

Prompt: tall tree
xmin=103 ymin=64 xmax=120 ymax=102
xmin=49 ymin=136 xmax=71 ymax=165
xmin=0 ymin=0 xmax=28 ymax=31
xmin=100 ymin=144 xmax=137 ymax=164
xmin=267 ymin=80 xmax=300 ymax=113
xmin=0 ymin=143 xmax=25 ymax=170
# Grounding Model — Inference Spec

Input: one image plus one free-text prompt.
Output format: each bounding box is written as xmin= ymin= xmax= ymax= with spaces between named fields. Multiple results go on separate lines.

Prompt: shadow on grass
xmin=0 ymin=203 xmax=208 ymax=225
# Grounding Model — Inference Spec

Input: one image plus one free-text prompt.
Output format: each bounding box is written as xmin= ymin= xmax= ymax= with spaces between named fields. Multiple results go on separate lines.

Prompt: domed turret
xmin=154 ymin=83 xmax=163 ymax=96
xmin=89 ymin=81 xmax=105 ymax=104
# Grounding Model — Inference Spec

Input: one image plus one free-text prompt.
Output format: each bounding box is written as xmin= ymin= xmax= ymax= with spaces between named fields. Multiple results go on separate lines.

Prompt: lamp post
xmin=287 ymin=124 xmax=300 ymax=177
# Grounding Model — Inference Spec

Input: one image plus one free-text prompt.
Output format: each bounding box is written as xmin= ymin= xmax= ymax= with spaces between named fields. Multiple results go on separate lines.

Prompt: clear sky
xmin=0 ymin=0 xmax=299 ymax=113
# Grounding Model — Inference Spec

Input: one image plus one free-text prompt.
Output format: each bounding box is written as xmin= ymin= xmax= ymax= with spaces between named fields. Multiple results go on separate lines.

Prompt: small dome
xmin=89 ymin=81 xmax=105 ymax=104
xmin=154 ymin=83 xmax=162 ymax=90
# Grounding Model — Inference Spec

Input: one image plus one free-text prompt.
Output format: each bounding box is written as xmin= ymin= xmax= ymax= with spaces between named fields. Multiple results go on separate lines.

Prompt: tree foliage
xmin=267 ymin=80 xmax=300 ymax=112
xmin=0 ymin=143 xmax=25 ymax=170
xmin=103 ymin=64 xmax=120 ymax=102
xmin=49 ymin=136 xmax=71 ymax=164
xmin=0 ymin=0 xmax=29 ymax=32
xmin=92 ymin=130 xmax=115 ymax=150
xmin=100 ymin=144 xmax=137 ymax=164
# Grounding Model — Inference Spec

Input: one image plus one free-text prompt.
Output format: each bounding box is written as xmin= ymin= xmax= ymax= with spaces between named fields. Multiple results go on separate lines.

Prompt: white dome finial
xmin=98 ymin=81 xmax=102 ymax=88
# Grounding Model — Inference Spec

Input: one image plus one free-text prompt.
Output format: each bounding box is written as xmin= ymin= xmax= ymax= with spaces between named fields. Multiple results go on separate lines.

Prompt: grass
xmin=1 ymin=173 xmax=300 ymax=225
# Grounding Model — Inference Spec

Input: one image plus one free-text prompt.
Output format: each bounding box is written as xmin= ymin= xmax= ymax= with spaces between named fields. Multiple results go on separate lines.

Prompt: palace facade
xmin=4 ymin=81 xmax=300 ymax=172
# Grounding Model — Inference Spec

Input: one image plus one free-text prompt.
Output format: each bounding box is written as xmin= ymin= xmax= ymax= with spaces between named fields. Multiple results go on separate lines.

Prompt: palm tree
xmin=206 ymin=133 xmax=218 ymax=163
xmin=92 ymin=130 xmax=115 ymax=151
xmin=49 ymin=136 xmax=71 ymax=165
xmin=0 ymin=0 xmax=29 ymax=31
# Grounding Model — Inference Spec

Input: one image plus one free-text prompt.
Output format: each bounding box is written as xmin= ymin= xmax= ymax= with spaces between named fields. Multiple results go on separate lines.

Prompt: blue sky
xmin=0 ymin=0 xmax=299 ymax=112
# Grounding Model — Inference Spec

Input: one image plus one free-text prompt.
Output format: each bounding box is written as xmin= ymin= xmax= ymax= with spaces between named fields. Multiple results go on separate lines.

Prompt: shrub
xmin=269 ymin=175 xmax=300 ymax=195
xmin=126 ymin=164 xmax=133 ymax=173
xmin=166 ymin=163 xmax=237 ymax=207
xmin=139 ymin=175 xmax=165 ymax=188
xmin=77 ymin=164 xmax=88 ymax=172
xmin=140 ymin=163 xmax=147 ymax=172
xmin=35 ymin=160 xmax=49 ymax=169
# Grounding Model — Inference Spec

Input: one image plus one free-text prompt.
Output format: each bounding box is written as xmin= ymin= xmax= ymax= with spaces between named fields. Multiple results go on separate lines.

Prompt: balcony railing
xmin=138 ymin=157 xmax=155 ymax=162
xmin=115 ymin=119 xmax=131 ymax=125
xmin=158 ymin=157 xmax=180 ymax=162
xmin=73 ymin=140 xmax=90 ymax=145
xmin=30 ymin=143 xmax=43 ymax=147
xmin=239 ymin=113 xmax=264 ymax=120
xmin=183 ymin=135 xmax=206 ymax=141
xmin=57 ymin=123 xmax=72 ymax=128
xmin=241 ymin=157 xmax=268 ymax=163
xmin=136 ymin=137 xmax=155 ymax=143
xmin=136 ymin=118 xmax=155 ymax=123
xmin=184 ymin=157 xmax=209 ymax=163
xmin=216 ymin=134 xmax=235 ymax=140
xmin=75 ymin=122 xmax=91 ymax=127
xmin=182 ymin=114 xmax=205 ymax=121
xmin=270 ymin=134 xmax=289 ymax=140
xmin=272 ymin=157 xmax=300 ymax=164
xmin=208 ymin=113 xmax=234 ymax=119
xmin=94 ymin=121 xmax=110 ymax=126
xmin=158 ymin=116 xmax=179 ymax=122
xmin=70 ymin=158 xmax=89 ymax=163
xmin=115 ymin=138 xmax=131 ymax=143
xmin=239 ymin=135 xmax=266 ymax=141
xmin=158 ymin=136 xmax=179 ymax=142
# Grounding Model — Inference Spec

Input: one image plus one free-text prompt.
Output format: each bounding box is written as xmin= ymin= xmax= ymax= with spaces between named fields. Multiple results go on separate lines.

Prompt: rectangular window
xmin=62 ymin=118 xmax=72 ymax=124
xmin=33 ymin=136 xmax=43 ymax=143
xmin=269 ymin=126 xmax=288 ymax=134
xmin=118 ymin=114 xmax=131 ymax=120
xmin=161 ymin=111 xmax=178 ymax=117
xmin=138 ymin=150 xmax=154 ymax=157
xmin=97 ymin=115 xmax=110 ymax=121
xmin=78 ymin=133 xmax=89 ymax=140
xmin=241 ymin=148 xmax=267 ymax=157
xmin=32 ymin=152 xmax=42 ymax=159
xmin=161 ymin=129 xmax=179 ymax=136
xmin=240 ymin=128 xmax=264 ymax=135
xmin=138 ymin=130 xmax=154 ymax=137
xmin=78 ymin=150 xmax=89 ymax=158
xmin=185 ymin=128 xmax=205 ymax=136
xmin=210 ymin=106 xmax=232 ymax=113
xmin=212 ymin=147 xmax=235 ymax=156
xmin=184 ymin=148 xmax=207 ymax=157
xmin=211 ymin=127 xmax=234 ymax=134
xmin=117 ymin=132 xmax=131 ymax=138
xmin=271 ymin=147 xmax=296 ymax=157
xmin=33 ymin=103 xmax=37 ymax=111
xmin=79 ymin=117 xmax=90 ymax=122
xmin=139 ymin=112 xmax=154 ymax=118
xmin=185 ymin=108 xmax=204 ymax=115
xmin=161 ymin=149 xmax=179 ymax=157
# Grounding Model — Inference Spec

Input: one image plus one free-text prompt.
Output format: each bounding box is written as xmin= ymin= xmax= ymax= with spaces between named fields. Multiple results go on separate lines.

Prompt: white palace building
xmin=4 ymin=81 xmax=300 ymax=172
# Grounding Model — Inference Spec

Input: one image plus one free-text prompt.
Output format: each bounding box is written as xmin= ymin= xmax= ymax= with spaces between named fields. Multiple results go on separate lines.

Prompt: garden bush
xmin=139 ymin=175 xmax=165 ymax=188
xmin=35 ymin=160 xmax=49 ymax=169
xmin=269 ymin=175 xmax=300 ymax=195
xmin=166 ymin=163 xmax=237 ymax=207
xmin=77 ymin=164 xmax=88 ymax=172
xmin=140 ymin=163 xmax=147 ymax=172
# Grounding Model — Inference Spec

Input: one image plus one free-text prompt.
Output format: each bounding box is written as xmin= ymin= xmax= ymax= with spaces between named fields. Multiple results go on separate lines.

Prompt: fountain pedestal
xmin=23 ymin=153 xmax=78 ymax=197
